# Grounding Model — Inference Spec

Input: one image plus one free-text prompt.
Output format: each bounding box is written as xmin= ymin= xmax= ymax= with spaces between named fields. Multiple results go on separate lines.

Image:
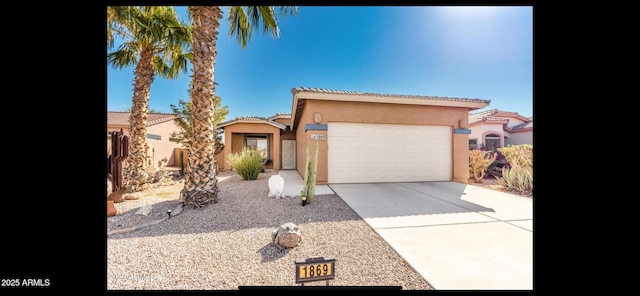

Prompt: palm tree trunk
xmin=123 ymin=48 xmax=154 ymax=193
xmin=181 ymin=6 xmax=222 ymax=207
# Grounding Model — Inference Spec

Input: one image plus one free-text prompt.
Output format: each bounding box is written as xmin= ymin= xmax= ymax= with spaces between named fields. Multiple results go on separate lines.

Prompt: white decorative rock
xmin=135 ymin=205 xmax=153 ymax=216
xmin=268 ymin=175 xmax=285 ymax=198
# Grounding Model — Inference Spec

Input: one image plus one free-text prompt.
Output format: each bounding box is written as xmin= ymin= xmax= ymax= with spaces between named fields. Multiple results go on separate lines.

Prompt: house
xmin=218 ymin=87 xmax=490 ymax=184
xmin=107 ymin=112 xmax=182 ymax=167
xmin=217 ymin=113 xmax=293 ymax=172
xmin=468 ymin=109 xmax=533 ymax=150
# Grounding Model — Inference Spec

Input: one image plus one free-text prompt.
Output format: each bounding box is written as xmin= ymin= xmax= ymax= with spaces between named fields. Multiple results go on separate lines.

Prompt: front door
xmin=282 ymin=140 xmax=296 ymax=169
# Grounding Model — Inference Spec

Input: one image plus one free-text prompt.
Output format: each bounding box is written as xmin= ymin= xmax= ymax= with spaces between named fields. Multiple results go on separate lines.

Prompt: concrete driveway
xmin=328 ymin=182 xmax=533 ymax=290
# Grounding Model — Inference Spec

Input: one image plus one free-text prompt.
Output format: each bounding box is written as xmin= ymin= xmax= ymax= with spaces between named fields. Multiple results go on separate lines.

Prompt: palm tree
xmin=182 ymin=6 xmax=297 ymax=207
xmin=107 ymin=6 xmax=192 ymax=192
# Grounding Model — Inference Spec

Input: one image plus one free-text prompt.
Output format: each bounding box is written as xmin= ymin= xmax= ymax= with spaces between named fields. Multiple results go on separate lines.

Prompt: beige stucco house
xmin=219 ymin=87 xmax=490 ymax=185
xmin=468 ymin=109 xmax=533 ymax=150
xmin=107 ymin=112 xmax=182 ymax=167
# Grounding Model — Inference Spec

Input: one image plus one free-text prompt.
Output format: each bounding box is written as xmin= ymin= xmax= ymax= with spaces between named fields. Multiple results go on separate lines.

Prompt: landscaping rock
xmin=135 ymin=205 xmax=153 ymax=216
xmin=272 ymin=222 xmax=302 ymax=250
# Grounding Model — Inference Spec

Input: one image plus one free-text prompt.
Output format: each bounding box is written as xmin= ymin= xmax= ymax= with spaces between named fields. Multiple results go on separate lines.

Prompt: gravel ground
xmin=107 ymin=170 xmax=434 ymax=290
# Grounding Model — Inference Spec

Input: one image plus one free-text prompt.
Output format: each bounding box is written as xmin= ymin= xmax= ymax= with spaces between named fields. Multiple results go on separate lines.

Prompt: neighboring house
xmin=107 ymin=112 xmax=182 ymax=167
xmin=218 ymin=87 xmax=490 ymax=184
xmin=468 ymin=109 xmax=533 ymax=150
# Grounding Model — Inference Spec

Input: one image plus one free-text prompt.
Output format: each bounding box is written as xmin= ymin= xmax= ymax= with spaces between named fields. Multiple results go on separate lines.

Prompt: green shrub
xmin=496 ymin=165 xmax=533 ymax=196
xmin=226 ymin=148 xmax=263 ymax=180
xmin=469 ymin=149 xmax=497 ymax=183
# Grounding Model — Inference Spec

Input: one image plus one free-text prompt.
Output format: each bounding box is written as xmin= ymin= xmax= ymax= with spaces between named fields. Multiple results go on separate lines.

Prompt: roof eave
xmin=218 ymin=120 xmax=286 ymax=130
xmin=291 ymin=90 xmax=490 ymax=130
xmin=510 ymin=127 xmax=533 ymax=132
xmin=299 ymin=92 xmax=489 ymax=108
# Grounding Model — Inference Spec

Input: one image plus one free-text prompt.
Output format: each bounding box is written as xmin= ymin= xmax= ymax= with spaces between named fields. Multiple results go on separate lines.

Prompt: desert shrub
xmin=496 ymin=144 xmax=533 ymax=195
xmin=469 ymin=149 xmax=497 ymax=183
xmin=226 ymin=148 xmax=262 ymax=180
xmin=498 ymin=144 xmax=533 ymax=168
xmin=496 ymin=165 xmax=533 ymax=196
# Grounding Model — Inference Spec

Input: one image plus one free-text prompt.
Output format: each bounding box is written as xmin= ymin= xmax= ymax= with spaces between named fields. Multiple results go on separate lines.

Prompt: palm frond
xmin=250 ymin=6 xmax=279 ymax=38
xmin=226 ymin=6 xmax=298 ymax=49
xmin=108 ymin=6 xmax=191 ymax=77
xmin=279 ymin=6 xmax=298 ymax=17
xmin=228 ymin=6 xmax=252 ymax=49
xmin=107 ymin=42 xmax=139 ymax=69
xmin=165 ymin=51 xmax=190 ymax=79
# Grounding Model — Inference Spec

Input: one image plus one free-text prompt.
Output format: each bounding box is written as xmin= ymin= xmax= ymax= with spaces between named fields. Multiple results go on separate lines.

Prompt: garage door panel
xmin=328 ymin=122 xmax=451 ymax=183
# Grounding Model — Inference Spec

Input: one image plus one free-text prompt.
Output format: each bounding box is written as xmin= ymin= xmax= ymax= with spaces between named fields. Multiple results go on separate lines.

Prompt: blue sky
xmin=107 ymin=6 xmax=533 ymax=120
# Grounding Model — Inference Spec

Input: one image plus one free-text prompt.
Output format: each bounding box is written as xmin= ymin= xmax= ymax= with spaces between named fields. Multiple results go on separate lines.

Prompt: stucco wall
xmin=272 ymin=117 xmax=291 ymax=127
xmin=223 ymin=123 xmax=282 ymax=171
xmin=280 ymin=130 xmax=296 ymax=140
xmin=469 ymin=123 xmax=505 ymax=149
xmin=295 ymin=100 xmax=471 ymax=184
xmin=452 ymin=133 xmax=470 ymax=183
xmin=505 ymin=117 xmax=528 ymax=129
xmin=146 ymin=120 xmax=182 ymax=166
xmin=505 ymin=130 xmax=533 ymax=146
xmin=107 ymin=120 xmax=181 ymax=167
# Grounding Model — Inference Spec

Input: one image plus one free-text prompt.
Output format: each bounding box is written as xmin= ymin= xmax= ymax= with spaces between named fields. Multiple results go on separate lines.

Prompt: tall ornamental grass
xmin=226 ymin=148 xmax=263 ymax=180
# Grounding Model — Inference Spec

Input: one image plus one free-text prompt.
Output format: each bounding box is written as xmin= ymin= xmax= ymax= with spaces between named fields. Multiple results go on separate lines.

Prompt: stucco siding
xmin=223 ymin=123 xmax=282 ymax=171
xmin=505 ymin=117 xmax=527 ymax=128
xmin=280 ymin=130 xmax=296 ymax=140
xmin=505 ymin=131 xmax=533 ymax=146
xmin=469 ymin=123 xmax=504 ymax=149
xmin=146 ymin=121 xmax=182 ymax=166
xmin=453 ymin=133 xmax=470 ymax=183
xmin=107 ymin=121 xmax=181 ymax=167
xmin=296 ymin=100 xmax=470 ymax=184
xmin=272 ymin=117 xmax=291 ymax=126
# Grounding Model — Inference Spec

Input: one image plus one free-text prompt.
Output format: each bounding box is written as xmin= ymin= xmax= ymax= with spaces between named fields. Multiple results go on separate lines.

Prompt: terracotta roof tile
xmin=511 ymin=121 xmax=533 ymax=130
xmin=468 ymin=108 xmax=533 ymax=126
xmin=292 ymin=87 xmax=490 ymax=104
xmin=107 ymin=112 xmax=178 ymax=127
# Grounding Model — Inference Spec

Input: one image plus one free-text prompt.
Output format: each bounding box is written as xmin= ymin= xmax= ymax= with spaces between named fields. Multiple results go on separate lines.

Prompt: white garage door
xmin=328 ymin=122 xmax=452 ymax=183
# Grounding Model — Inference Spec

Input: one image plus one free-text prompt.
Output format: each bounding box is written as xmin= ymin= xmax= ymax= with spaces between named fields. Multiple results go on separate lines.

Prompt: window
xmin=484 ymin=134 xmax=501 ymax=150
xmin=246 ymin=135 xmax=269 ymax=160
xmin=146 ymin=133 xmax=161 ymax=140
xmin=469 ymin=139 xmax=478 ymax=150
